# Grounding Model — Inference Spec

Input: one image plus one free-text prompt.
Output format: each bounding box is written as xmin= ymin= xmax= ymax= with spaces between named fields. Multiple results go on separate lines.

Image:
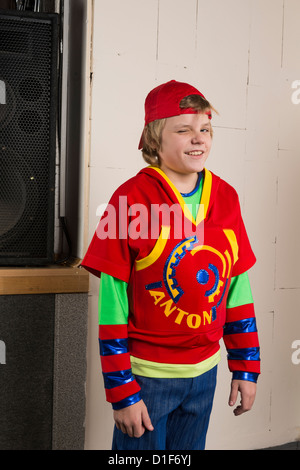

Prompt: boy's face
xmin=158 ymin=113 xmax=212 ymax=180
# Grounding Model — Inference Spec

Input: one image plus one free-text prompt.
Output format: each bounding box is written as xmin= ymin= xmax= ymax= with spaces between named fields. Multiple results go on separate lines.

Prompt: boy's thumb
xmin=229 ymin=380 xmax=238 ymax=406
xmin=142 ymin=406 xmax=154 ymax=431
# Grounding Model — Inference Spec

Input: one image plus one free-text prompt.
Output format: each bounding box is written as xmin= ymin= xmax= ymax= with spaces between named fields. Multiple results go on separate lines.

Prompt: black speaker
xmin=0 ymin=294 xmax=55 ymax=449
xmin=0 ymin=9 xmax=59 ymax=265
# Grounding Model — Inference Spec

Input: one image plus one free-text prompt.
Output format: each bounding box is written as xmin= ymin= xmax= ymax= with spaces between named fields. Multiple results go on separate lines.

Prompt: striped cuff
xmin=112 ymin=392 xmax=142 ymax=410
xmin=99 ymin=326 xmax=141 ymax=406
xmin=232 ymin=371 xmax=259 ymax=383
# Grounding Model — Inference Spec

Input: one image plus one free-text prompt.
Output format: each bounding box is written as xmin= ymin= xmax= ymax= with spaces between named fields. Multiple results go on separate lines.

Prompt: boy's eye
xmin=175 ymin=127 xmax=210 ymax=134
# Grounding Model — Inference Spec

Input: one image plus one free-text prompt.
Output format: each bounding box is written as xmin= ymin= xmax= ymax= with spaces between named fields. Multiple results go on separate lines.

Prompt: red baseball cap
xmin=138 ymin=80 xmax=209 ymax=149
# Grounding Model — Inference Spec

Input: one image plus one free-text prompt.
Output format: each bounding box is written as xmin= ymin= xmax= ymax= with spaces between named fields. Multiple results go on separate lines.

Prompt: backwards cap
xmin=138 ymin=79 xmax=209 ymax=149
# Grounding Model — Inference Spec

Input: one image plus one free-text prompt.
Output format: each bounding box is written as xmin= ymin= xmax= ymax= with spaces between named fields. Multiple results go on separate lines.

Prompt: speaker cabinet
xmin=0 ymin=294 xmax=55 ymax=449
xmin=0 ymin=10 xmax=59 ymax=265
xmin=0 ymin=291 xmax=88 ymax=450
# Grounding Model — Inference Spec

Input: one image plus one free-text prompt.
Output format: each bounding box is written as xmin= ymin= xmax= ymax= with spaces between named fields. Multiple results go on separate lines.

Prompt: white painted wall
xmin=83 ymin=0 xmax=300 ymax=449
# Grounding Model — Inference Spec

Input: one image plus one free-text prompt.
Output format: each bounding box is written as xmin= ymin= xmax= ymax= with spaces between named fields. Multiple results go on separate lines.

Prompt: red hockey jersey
xmin=82 ymin=166 xmax=257 ymax=368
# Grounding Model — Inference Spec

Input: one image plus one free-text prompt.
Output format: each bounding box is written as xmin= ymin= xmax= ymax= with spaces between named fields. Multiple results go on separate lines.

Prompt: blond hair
xmin=141 ymin=94 xmax=217 ymax=167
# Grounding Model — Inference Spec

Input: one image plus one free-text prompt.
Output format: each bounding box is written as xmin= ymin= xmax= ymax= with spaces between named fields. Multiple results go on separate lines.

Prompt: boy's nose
xmin=191 ymin=131 xmax=204 ymax=144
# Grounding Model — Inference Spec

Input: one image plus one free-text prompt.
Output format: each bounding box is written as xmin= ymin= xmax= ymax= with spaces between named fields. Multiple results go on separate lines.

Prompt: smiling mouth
xmin=185 ymin=151 xmax=204 ymax=156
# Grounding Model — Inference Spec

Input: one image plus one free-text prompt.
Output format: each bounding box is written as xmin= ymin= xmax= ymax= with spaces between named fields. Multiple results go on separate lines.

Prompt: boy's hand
xmin=113 ymin=399 xmax=154 ymax=438
xmin=228 ymin=379 xmax=257 ymax=416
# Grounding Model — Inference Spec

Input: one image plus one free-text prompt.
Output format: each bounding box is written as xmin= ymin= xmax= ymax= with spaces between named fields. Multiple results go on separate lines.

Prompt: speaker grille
xmin=0 ymin=11 xmax=59 ymax=265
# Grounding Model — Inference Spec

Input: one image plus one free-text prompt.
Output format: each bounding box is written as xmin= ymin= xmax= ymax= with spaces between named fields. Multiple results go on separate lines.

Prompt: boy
xmin=82 ymin=80 xmax=260 ymax=450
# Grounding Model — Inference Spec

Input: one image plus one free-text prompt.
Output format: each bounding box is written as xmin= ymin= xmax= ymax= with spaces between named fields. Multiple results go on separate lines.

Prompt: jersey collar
xmin=142 ymin=166 xmax=213 ymax=227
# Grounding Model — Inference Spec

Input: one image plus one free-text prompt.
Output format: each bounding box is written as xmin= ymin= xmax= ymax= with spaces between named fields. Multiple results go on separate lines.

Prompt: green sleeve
xmin=226 ymin=271 xmax=253 ymax=308
xmin=98 ymin=272 xmax=129 ymax=325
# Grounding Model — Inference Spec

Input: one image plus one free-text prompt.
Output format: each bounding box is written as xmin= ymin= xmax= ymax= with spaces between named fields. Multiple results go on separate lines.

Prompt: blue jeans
xmin=112 ymin=365 xmax=217 ymax=450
